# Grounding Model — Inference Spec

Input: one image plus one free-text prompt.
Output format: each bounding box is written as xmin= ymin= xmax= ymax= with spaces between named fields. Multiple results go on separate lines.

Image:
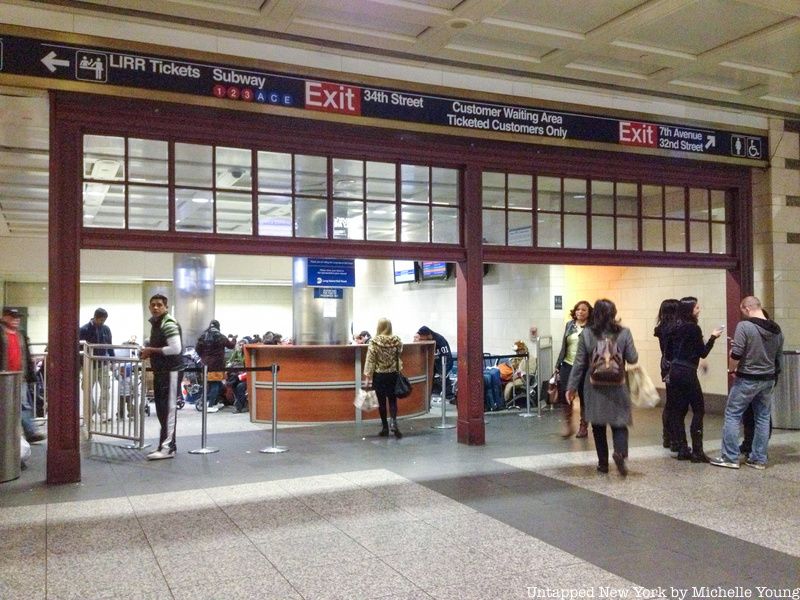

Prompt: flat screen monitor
xmin=393 ymin=260 xmax=418 ymax=284
xmin=420 ymin=261 xmax=449 ymax=280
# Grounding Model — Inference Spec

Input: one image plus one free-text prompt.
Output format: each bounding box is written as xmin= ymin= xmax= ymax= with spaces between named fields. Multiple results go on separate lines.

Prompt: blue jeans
xmin=721 ymin=378 xmax=774 ymax=464
xmin=206 ymin=381 xmax=224 ymax=406
xmin=483 ymin=368 xmax=502 ymax=410
xmin=233 ymin=381 xmax=247 ymax=411
xmin=21 ymin=382 xmax=37 ymax=437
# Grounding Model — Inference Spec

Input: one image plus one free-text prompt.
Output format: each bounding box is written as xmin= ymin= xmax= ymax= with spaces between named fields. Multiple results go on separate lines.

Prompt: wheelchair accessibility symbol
xmin=731 ymin=135 xmax=761 ymax=159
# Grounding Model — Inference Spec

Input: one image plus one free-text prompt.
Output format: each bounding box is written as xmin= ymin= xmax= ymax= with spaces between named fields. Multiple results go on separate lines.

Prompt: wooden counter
xmin=245 ymin=342 xmax=434 ymax=423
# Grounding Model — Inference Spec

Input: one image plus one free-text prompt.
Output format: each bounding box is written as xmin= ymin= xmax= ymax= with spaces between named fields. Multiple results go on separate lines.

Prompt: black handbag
xmin=394 ymin=349 xmax=412 ymax=399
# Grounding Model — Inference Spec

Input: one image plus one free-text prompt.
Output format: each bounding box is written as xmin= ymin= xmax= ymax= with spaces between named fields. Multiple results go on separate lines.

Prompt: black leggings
xmin=668 ymin=364 xmax=704 ymax=450
xmin=662 ymin=380 xmax=675 ymax=443
xmin=592 ymin=424 xmax=628 ymax=466
xmin=373 ymin=371 xmax=399 ymax=426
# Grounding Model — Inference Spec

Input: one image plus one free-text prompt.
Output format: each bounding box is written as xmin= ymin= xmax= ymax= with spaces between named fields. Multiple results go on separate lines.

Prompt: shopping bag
xmin=354 ymin=388 xmax=366 ymax=410
xmin=363 ymin=389 xmax=379 ymax=410
xmin=355 ymin=388 xmax=379 ymax=411
xmin=20 ymin=436 xmax=31 ymax=465
xmin=627 ymin=364 xmax=660 ymax=408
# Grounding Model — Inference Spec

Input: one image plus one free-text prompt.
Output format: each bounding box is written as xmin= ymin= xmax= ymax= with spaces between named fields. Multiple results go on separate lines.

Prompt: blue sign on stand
xmin=307 ymin=258 xmax=355 ymax=288
xmin=314 ymin=287 xmax=344 ymax=299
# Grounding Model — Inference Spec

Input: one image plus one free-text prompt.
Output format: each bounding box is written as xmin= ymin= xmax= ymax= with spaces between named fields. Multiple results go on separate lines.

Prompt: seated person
xmin=502 ymin=340 xmax=532 ymax=404
xmin=224 ymin=370 xmax=248 ymax=413
xmin=483 ymin=366 xmax=503 ymax=411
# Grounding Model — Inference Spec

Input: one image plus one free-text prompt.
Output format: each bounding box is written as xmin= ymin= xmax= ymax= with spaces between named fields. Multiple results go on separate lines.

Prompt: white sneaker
xmin=206 ymin=406 xmax=219 ymax=413
xmin=146 ymin=448 xmax=175 ymax=460
xmin=710 ymin=456 xmax=739 ymax=469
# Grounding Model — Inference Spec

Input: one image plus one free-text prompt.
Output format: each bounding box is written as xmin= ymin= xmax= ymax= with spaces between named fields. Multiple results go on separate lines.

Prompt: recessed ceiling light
xmin=446 ymin=18 xmax=474 ymax=30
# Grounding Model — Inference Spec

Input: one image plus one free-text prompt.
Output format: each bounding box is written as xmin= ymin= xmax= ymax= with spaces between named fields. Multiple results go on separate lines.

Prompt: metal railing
xmin=534 ymin=336 xmax=554 ymax=413
xmin=82 ymin=342 xmax=148 ymax=449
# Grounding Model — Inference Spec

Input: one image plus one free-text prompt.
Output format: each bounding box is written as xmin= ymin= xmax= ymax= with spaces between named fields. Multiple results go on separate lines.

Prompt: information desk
xmin=245 ymin=342 xmax=435 ymax=423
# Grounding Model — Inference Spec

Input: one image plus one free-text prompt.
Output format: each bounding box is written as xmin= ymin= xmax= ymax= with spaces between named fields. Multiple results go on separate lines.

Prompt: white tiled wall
xmin=352 ymin=260 xmax=457 ymax=348
xmin=561 ymin=265 xmax=728 ymax=395
xmin=756 ymin=118 xmax=800 ymax=349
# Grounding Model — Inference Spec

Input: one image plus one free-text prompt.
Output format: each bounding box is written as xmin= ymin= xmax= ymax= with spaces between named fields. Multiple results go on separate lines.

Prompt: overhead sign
xmin=0 ymin=32 xmax=767 ymax=162
xmin=306 ymin=258 xmax=355 ymax=288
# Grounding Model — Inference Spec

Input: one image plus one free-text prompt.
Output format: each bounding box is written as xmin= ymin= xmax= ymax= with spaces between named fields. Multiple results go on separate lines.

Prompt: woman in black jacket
xmin=666 ymin=297 xmax=723 ymax=462
xmin=654 ymin=298 xmax=679 ymax=450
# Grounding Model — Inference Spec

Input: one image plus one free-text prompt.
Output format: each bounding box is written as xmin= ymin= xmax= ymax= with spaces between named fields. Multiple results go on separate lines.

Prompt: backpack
xmin=195 ymin=329 xmax=216 ymax=358
xmin=589 ymin=336 xmax=625 ymax=385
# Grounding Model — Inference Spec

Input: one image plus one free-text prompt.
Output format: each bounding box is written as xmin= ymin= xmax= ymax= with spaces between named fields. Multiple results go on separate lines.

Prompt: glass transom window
xmin=82 ymin=135 xmax=460 ymax=245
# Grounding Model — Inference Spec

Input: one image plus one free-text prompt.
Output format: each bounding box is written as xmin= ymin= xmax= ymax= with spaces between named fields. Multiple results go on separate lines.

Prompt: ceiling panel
xmin=299 ymin=0 xmax=439 ymax=36
xmin=466 ymin=21 xmax=581 ymax=50
xmin=496 ymin=0 xmax=647 ymax=34
xmin=565 ymin=54 xmax=663 ymax=78
xmin=24 ymin=0 xmax=799 ymax=114
xmin=722 ymin=35 xmax=800 ymax=74
xmin=623 ymin=0 xmax=789 ymax=55
xmin=170 ymin=0 xmax=263 ymax=8
xmin=446 ymin=31 xmax=554 ymax=62
xmin=404 ymin=0 xmax=462 ymax=9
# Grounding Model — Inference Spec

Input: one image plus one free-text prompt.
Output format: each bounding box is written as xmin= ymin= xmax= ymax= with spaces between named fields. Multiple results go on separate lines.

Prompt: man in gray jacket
xmin=711 ymin=296 xmax=783 ymax=470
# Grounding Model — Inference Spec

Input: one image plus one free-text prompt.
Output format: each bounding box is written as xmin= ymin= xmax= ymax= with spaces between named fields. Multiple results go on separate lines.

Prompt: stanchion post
xmin=519 ymin=352 xmax=537 ymax=419
xmin=190 ymin=365 xmax=219 ymax=455
xmin=432 ymin=354 xmax=455 ymax=430
xmin=260 ymin=363 xmax=287 ymax=454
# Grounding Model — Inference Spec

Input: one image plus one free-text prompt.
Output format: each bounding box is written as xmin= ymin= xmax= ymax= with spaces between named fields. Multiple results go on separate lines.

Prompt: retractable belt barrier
xmin=146 ymin=363 xmax=282 ymax=456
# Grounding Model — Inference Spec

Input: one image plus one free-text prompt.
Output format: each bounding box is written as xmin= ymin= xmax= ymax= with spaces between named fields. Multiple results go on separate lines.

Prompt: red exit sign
xmin=305 ymin=81 xmax=361 ymax=115
xmin=619 ymin=121 xmax=657 ymax=147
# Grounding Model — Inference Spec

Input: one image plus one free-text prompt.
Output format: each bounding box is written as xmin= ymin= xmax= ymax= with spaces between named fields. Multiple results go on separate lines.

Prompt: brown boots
xmin=562 ymin=403 xmax=589 ymax=439
xmin=561 ymin=401 xmax=575 ymax=437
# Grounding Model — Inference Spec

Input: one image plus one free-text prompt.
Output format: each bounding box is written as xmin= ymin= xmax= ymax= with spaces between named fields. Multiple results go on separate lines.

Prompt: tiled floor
xmin=2 ymin=404 xmax=798 ymax=599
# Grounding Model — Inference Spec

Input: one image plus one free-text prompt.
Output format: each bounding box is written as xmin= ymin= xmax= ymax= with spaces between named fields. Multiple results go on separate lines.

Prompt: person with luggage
xmin=140 ymin=294 xmax=183 ymax=460
xmin=567 ymin=299 xmax=639 ymax=476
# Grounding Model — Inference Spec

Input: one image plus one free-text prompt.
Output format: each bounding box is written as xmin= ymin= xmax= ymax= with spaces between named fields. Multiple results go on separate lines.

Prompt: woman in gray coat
xmin=567 ymin=299 xmax=638 ymax=476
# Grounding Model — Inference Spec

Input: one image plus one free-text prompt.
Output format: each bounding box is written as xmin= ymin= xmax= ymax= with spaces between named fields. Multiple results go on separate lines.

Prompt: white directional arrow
xmin=41 ymin=51 xmax=70 ymax=73
xmin=705 ymin=134 xmax=716 ymax=150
